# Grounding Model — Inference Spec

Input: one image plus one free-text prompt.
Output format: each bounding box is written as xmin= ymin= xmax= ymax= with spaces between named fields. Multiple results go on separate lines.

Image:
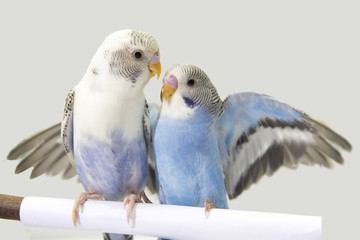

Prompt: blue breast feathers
xmin=74 ymin=131 xmax=148 ymax=201
xmin=154 ymin=107 xmax=228 ymax=209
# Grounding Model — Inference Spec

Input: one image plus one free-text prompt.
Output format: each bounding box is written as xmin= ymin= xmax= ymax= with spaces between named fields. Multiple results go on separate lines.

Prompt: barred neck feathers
xmin=160 ymin=90 xmax=215 ymax=127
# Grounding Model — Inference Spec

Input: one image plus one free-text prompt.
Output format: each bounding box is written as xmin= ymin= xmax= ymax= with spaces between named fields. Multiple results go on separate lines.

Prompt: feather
xmin=46 ymin=152 xmax=69 ymax=177
xmin=62 ymin=163 xmax=77 ymax=179
xmin=306 ymin=116 xmax=352 ymax=151
xmin=14 ymin=133 xmax=60 ymax=174
xmin=218 ymin=91 xmax=352 ymax=199
xmin=30 ymin=146 xmax=66 ymax=179
xmin=7 ymin=123 xmax=60 ymax=160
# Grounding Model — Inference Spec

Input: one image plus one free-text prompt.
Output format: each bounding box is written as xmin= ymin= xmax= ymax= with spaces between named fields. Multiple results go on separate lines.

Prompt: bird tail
xmin=103 ymin=233 xmax=133 ymax=240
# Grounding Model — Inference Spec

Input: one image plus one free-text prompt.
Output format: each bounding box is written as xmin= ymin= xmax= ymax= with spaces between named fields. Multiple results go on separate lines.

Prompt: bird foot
xmin=204 ymin=198 xmax=216 ymax=219
xmin=123 ymin=192 xmax=145 ymax=225
xmin=72 ymin=191 xmax=105 ymax=227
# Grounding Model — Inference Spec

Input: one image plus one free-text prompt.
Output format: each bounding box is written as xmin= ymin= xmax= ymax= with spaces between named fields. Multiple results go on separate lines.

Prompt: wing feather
xmin=46 ymin=152 xmax=69 ymax=177
xmin=15 ymin=134 xmax=59 ymax=174
xmin=62 ymin=163 xmax=77 ymax=179
xmin=144 ymin=102 xmax=160 ymax=193
xmin=7 ymin=123 xmax=60 ymax=160
xmin=30 ymin=145 xmax=66 ymax=179
xmin=7 ymin=89 xmax=77 ymax=179
xmin=217 ymin=92 xmax=351 ymax=199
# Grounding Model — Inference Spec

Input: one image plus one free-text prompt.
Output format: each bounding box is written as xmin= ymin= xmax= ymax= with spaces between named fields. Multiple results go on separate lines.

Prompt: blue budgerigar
xmin=7 ymin=30 xmax=161 ymax=240
xmin=153 ymin=63 xmax=351 ymax=214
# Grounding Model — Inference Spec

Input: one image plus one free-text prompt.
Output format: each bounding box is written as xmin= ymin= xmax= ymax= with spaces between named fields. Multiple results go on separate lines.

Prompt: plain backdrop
xmin=0 ymin=1 xmax=359 ymax=239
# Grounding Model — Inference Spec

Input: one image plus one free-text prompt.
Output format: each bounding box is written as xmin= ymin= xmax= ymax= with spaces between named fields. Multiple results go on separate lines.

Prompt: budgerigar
xmin=153 ymin=64 xmax=351 ymax=216
xmin=7 ymin=30 xmax=161 ymax=240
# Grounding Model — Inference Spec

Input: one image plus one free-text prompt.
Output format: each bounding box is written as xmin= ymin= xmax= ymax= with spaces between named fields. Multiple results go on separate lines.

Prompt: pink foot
xmin=204 ymin=198 xmax=216 ymax=218
xmin=72 ymin=191 xmax=104 ymax=227
xmin=123 ymin=193 xmax=143 ymax=225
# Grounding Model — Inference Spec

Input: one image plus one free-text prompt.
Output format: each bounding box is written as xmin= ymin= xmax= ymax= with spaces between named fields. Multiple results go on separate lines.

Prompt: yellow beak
xmin=149 ymin=61 xmax=162 ymax=80
xmin=161 ymin=82 xmax=177 ymax=102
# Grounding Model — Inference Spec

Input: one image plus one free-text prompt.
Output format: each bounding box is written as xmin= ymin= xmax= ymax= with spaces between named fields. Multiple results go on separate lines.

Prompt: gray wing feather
xmin=143 ymin=102 xmax=160 ymax=194
xmin=46 ymin=152 xmax=70 ymax=177
xmin=29 ymin=145 xmax=67 ymax=179
xmin=143 ymin=100 xmax=152 ymax=153
xmin=15 ymin=135 xmax=59 ymax=174
xmin=7 ymin=123 xmax=60 ymax=160
xmin=7 ymin=122 xmax=76 ymax=179
xmin=62 ymin=163 xmax=77 ymax=179
xmin=217 ymin=92 xmax=352 ymax=199
xmin=304 ymin=115 xmax=352 ymax=151
xmin=7 ymin=89 xmax=77 ymax=180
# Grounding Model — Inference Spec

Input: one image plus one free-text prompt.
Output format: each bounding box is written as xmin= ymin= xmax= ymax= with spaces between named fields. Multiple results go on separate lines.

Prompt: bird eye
xmin=187 ymin=79 xmax=195 ymax=86
xmin=134 ymin=51 xmax=143 ymax=59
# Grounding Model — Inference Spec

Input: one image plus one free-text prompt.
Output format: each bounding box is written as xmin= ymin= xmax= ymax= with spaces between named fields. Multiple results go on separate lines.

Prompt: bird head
xmin=87 ymin=30 xmax=161 ymax=97
xmin=160 ymin=64 xmax=223 ymax=118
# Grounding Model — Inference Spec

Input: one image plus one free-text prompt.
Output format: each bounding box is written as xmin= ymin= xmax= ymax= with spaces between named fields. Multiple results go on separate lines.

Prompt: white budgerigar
xmin=152 ymin=64 xmax=351 ymax=220
xmin=8 ymin=30 xmax=161 ymax=240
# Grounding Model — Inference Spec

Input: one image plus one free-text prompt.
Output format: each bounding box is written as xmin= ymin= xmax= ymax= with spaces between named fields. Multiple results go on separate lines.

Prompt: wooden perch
xmin=0 ymin=194 xmax=24 ymax=220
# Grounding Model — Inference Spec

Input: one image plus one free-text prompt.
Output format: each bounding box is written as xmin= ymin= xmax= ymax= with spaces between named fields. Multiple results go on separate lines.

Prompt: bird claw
xmin=72 ymin=191 xmax=104 ymax=227
xmin=140 ymin=191 xmax=152 ymax=204
xmin=123 ymin=192 xmax=145 ymax=225
xmin=204 ymin=198 xmax=216 ymax=219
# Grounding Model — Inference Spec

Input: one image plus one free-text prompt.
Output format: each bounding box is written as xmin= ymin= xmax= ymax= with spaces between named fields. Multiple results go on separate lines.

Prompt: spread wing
xmin=7 ymin=123 xmax=76 ymax=179
xmin=7 ymin=89 xmax=77 ymax=179
xmin=216 ymin=91 xmax=352 ymax=199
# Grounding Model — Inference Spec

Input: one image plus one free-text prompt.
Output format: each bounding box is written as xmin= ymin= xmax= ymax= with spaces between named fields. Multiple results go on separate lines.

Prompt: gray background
xmin=0 ymin=1 xmax=359 ymax=239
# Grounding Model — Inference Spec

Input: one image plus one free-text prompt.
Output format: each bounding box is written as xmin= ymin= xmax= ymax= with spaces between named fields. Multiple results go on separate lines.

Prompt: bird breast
xmin=73 ymin=82 xmax=146 ymax=143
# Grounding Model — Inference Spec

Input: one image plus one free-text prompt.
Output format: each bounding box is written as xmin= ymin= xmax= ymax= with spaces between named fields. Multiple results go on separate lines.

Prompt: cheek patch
xmin=183 ymin=97 xmax=196 ymax=109
xmin=129 ymin=71 xmax=142 ymax=83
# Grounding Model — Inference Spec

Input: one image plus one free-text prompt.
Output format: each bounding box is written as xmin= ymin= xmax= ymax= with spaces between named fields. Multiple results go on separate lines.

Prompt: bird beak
xmin=161 ymin=75 xmax=178 ymax=102
xmin=148 ymin=52 xmax=161 ymax=79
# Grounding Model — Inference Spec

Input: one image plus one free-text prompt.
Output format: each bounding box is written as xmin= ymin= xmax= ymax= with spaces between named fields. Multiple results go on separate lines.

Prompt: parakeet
xmin=153 ymin=63 xmax=351 ymax=215
xmin=7 ymin=30 xmax=161 ymax=240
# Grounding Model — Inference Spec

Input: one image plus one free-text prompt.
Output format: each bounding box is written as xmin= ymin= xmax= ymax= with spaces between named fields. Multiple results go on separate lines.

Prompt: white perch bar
xmin=18 ymin=196 xmax=321 ymax=240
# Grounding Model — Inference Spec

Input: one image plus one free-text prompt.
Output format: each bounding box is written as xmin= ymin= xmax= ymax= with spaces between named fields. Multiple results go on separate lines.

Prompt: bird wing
xmin=216 ymin=91 xmax=351 ymax=199
xmin=6 ymin=92 xmax=162 ymax=188
xmin=7 ymin=89 xmax=77 ymax=180
xmin=60 ymin=89 xmax=76 ymax=169
xmin=144 ymin=102 xmax=161 ymax=194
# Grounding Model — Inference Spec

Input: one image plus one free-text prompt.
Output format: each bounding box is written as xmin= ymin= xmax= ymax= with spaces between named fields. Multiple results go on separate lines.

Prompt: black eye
xmin=134 ymin=51 xmax=142 ymax=59
xmin=187 ymin=79 xmax=195 ymax=86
